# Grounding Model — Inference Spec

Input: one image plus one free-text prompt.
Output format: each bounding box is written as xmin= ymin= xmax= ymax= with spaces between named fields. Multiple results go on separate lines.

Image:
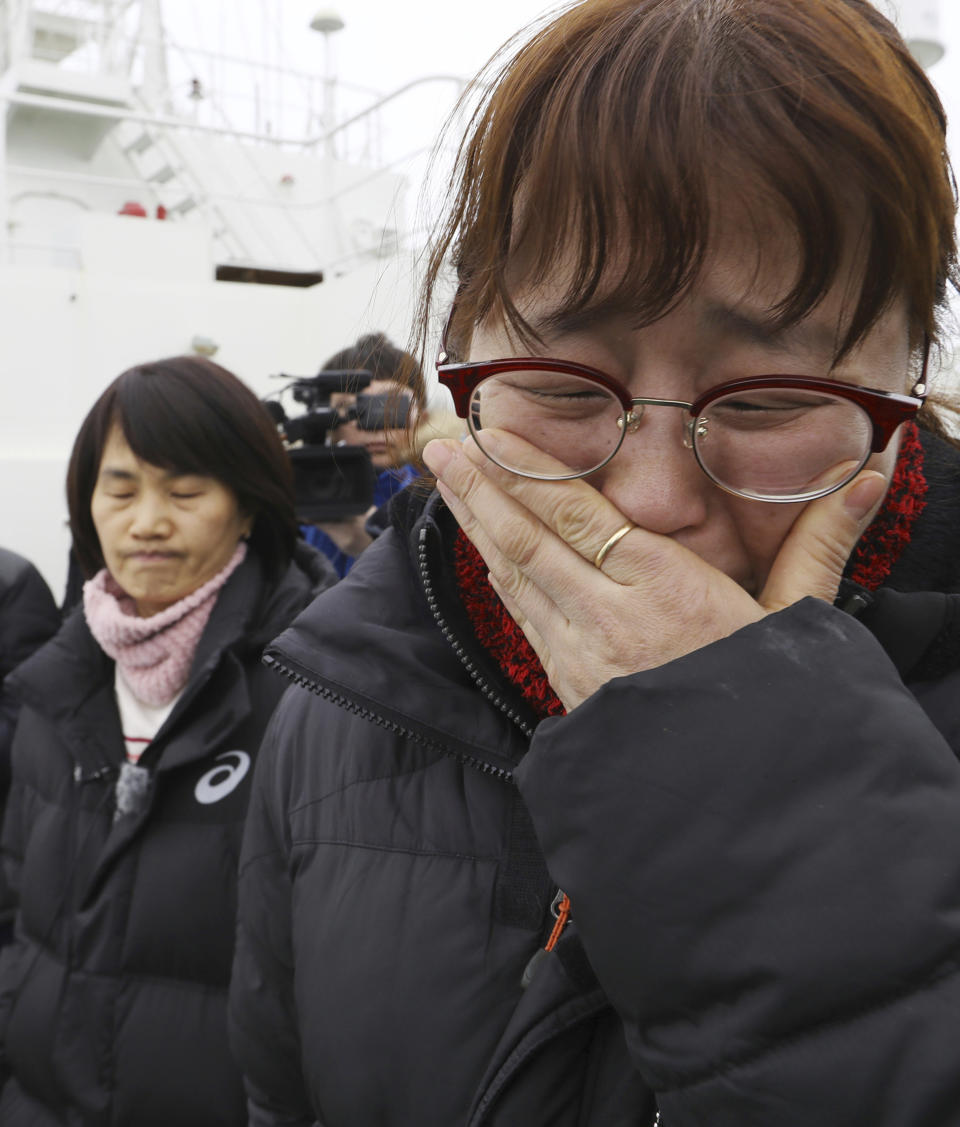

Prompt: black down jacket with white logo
xmin=0 ymin=544 xmax=335 ymax=1127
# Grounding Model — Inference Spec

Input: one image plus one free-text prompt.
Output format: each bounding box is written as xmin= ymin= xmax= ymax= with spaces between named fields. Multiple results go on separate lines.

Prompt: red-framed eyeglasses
xmin=435 ymin=311 xmax=928 ymax=503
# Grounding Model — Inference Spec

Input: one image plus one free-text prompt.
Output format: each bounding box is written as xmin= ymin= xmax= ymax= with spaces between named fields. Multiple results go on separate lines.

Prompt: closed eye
xmin=719 ymin=397 xmax=833 ymax=412
xmin=503 ymin=384 xmax=605 ymax=402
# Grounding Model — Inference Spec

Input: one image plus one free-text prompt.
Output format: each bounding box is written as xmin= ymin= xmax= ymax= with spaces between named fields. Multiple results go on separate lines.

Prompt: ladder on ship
xmin=113 ymin=105 xmax=252 ymax=263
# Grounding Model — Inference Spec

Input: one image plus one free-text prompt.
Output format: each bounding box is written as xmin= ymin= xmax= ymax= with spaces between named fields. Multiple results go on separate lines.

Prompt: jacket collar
xmin=885 ymin=426 xmax=960 ymax=594
xmin=839 ymin=428 xmax=960 ymax=681
xmin=269 ymin=430 xmax=960 ymax=771
xmin=7 ymin=548 xmax=325 ymax=778
xmin=266 ymin=491 xmax=531 ymax=776
xmin=12 ymin=550 xmax=262 ymax=715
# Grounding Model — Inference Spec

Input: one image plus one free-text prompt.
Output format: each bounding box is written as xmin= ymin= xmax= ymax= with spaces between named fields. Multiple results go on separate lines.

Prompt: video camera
xmin=264 ymin=369 xmax=411 ymax=523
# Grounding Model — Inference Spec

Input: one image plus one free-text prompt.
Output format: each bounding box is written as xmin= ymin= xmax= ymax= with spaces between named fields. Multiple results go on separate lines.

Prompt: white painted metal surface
xmin=0 ymin=0 xmax=458 ymax=595
xmin=893 ymin=0 xmax=945 ymax=68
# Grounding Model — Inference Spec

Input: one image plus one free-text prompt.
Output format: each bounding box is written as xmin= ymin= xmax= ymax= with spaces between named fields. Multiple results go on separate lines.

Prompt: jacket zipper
xmin=265 ymin=519 xmax=537 ymax=783
xmin=521 ymin=887 xmax=571 ymax=989
xmin=262 ymin=656 xmax=515 ymax=783
xmin=544 ymin=889 xmax=572 ymax=951
xmin=277 ymin=521 xmax=662 ymax=1123
xmin=416 ymin=520 xmax=581 ymax=989
xmin=417 ymin=525 xmax=536 ymax=742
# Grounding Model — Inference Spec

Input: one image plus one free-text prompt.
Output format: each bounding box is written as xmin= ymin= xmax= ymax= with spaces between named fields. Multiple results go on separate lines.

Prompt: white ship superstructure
xmin=0 ymin=0 xmax=952 ymax=595
xmin=0 ymin=0 xmax=462 ymax=594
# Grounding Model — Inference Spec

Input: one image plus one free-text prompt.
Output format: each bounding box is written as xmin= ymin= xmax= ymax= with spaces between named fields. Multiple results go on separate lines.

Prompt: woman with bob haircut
xmin=0 ymin=356 xmax=336 ymax=1126
xmin=231 ymin=1 xmax=960 ymax=1123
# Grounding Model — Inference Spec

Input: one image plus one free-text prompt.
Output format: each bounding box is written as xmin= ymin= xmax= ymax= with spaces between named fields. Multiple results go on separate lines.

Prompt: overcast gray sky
xmin=158 ymin=0 xmax=960 ymax=361
xmin=160 ymin=1 xmax=960 ymax=164
xmin=161 ymin=0 xmax=556 ymax=105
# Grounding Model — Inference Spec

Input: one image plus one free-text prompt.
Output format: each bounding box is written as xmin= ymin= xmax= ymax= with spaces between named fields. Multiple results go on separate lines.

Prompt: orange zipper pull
xmin=544 ymin=890 xmax=571 ymax=953
xmin=521 ymin=889 xmax=573 ymax=989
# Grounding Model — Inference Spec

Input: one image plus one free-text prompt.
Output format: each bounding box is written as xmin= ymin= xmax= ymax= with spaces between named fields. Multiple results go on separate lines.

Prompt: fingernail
xmin=844 ymin=472 xmax=888 ymax=521
xmin=423 ymin=440 xmax=454 ymax=477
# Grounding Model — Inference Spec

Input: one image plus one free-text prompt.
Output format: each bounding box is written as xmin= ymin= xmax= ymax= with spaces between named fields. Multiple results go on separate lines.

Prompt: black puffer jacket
xmin=230 ymin=434 xmax=960 ymax=1127
xmin=0 ymin=543 xmax=336 ymax=1127
xmin=0 ymin=549 xmax=59 ymax=789
xmin=0 ymin=550 xmax=60 ymax=943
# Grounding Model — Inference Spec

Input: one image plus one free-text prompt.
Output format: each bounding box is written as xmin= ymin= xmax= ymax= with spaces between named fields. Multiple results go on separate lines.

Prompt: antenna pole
xmin=137 ymin=0 xmax=172 ymax=112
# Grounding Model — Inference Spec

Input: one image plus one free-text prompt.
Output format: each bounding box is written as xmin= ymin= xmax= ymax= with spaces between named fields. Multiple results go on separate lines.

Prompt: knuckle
xmin=456 ymin=462 xmax=488 ymax=509
xmin=803 ymin=530 xmax=848 ymax=582
xmin=552 ymin=496 xmax=606 ymax=553
xmin=499 ymin=518 xmax=543 ymax=569
xmin=491 ymin=560 xmax=526 ymax=601
xmin=815 ymin=538 xmax=847 ymax=581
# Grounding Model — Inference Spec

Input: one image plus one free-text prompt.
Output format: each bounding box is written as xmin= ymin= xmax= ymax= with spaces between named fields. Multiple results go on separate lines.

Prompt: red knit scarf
xmin=453 ymin=422 xmax=927 ymax=721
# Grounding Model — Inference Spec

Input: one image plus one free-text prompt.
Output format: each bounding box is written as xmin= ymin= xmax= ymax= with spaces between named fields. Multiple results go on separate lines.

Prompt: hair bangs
xmin=447 ymin=2 xmax=713 ymax=354
xmin=113 ymin=362 xmax=240 ymax=480
xmin=429 ymin=0 xmax=955 ymax=367
xmin=703 ymin=0 xmax=955 ymax=357
xmin=67 ymin=357 xmax=297 ymax=579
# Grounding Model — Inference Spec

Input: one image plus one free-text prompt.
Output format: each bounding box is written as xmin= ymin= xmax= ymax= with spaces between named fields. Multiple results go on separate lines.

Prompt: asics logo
xmin=194 ymin=751 xmax=251 ymax=805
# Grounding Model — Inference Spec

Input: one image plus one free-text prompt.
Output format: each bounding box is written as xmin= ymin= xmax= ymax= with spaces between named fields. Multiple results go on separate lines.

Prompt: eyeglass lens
xmin=467 ymin=371 xmax=875 ymax=500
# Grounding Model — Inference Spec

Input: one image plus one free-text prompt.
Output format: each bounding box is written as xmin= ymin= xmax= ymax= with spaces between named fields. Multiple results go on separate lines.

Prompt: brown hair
xmin=322 ymin=332 xmax=424 ymax=407
xmin=67 ymin=356 xmax=298 ymax=579
xmin=415 ymin=0 xmax=957 ymax=428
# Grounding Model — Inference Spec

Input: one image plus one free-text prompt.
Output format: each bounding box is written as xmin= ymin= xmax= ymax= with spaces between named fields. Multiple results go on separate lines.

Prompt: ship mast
xmin=134 ymin=0 xmax=171 ymax=112
xmin=896 ymin=0 xmax=945 ymax=68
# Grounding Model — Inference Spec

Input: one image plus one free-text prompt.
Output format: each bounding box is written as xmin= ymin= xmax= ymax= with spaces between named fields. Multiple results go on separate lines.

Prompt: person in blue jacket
xmin=301 ymin=332 xmax=424 ymax=576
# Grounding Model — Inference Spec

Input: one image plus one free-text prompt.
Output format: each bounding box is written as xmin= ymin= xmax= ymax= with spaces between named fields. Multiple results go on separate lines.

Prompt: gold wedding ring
xmin=593 ymin=522 xmax=636 ymax=569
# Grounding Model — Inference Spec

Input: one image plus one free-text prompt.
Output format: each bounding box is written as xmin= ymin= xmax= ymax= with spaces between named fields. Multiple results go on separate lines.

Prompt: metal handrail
xmin=21 ymin=18 xmax=379 ymax=97
xmin=5 ymin=154 xmax=431 ymax=212
xmin=1 ymin=90 xmax=311 ymax=146
xmin=305 ymin=76 xmax=467 ymax=148
xmin=2 ymin=72 xmax=469 ymax=150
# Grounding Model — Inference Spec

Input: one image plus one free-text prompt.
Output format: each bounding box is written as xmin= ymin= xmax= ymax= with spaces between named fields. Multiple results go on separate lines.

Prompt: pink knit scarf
xmin=83 ymin=543 xmax=247 ymax=707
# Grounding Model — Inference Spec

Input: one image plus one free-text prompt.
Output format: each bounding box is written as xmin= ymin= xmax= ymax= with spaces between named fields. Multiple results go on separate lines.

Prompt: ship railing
xmin=1 ymin=72 xmax=468 ymax=266
xmin=0 ymin=140 xmax=446 ymax=272
xmin=5 ymin=11 xmax=391 ymax=164
xmin=2 ymin=156 xmax=436 ymax=222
